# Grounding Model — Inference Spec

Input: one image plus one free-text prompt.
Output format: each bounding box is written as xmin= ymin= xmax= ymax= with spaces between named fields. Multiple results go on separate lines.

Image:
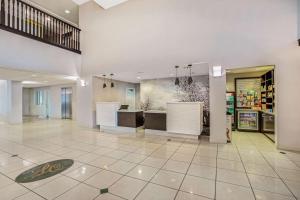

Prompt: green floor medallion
xmin=15 ymin=159 xmax=74 ymax=183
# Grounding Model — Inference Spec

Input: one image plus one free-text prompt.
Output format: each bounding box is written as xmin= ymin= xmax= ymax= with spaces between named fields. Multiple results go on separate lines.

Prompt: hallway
xmin=0 ymin=120 xmax=299 ymax=200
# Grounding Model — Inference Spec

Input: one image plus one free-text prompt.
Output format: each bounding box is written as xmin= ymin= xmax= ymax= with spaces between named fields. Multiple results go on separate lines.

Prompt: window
xmin=36 ymin=90 xmax=43 ymax=105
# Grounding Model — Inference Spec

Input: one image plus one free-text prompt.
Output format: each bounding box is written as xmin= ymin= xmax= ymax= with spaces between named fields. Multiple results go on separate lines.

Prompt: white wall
xmin=270 ymin=46 xmax=300 ymax=151
xmin=93 ymin=77 xmax=139 ymax=110
xmin=0 ymin=29 xmax=81 ymax=77
xmin=0 ymin=80 xmax=8 ymax=121
xmin=79 ymin=0 xmax=297 ymax=76
xmin=76 ymin=76 xmax=94 ymax=128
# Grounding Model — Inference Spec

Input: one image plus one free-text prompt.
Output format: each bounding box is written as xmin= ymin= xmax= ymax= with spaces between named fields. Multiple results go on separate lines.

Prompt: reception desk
xmin=96 ymin=102 xmax=120 ymax=128
xmin=167 ymin=102 xmax=204 ymax=136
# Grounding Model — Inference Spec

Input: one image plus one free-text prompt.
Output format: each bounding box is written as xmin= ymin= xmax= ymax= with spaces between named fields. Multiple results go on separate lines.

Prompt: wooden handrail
xmin=0 ymin=0 xmax=81 ymax=54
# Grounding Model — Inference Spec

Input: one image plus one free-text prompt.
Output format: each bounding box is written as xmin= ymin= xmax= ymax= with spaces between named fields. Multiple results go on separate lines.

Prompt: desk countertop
xmin=144 ymin=110 xmax=167 ymax=114
xmin=118 ymin=110 xmax=143 ymax=113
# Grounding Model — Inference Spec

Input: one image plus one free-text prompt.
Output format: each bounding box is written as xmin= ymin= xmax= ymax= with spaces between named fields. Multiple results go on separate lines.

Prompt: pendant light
xmin=187 ymin=64 xmax=193 ymax=85
xmin=175 ymin=66 xmax=180 ymax=86
xmin=110 ymin=73 xmax=114 ymax=88
xmin=102 ymin=75 xmax=107 ymax=88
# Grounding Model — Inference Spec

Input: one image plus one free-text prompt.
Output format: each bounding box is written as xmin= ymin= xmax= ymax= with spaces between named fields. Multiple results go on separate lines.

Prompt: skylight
xmin=72 ymin=0 xmax=128 ymax=9
xmin=94 ymin=0 xmax=128 ymax=9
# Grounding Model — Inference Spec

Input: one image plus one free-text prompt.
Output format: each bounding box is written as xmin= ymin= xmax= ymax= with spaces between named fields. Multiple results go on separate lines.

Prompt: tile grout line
xmin=131 ymin=141 xmax=184 ymax=200
xmin=173 ymin=140 xmax=203 ymax=200
xmin=253 ymin=140 xmax=299 ymax=200
xmin=214 ymin=144 xmax=218 ymax=200
xmin=90 ymin=139 xmax=176 ymax=200
xmin=0 ymin=170 xmax=48 ymax=200
xmin=233 ymin=140 xmax=257 ymax=200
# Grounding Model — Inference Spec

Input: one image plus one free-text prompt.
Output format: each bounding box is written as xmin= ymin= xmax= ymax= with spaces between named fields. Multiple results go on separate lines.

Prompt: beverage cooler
xmin=226 ymin=92 xmax=235 ymax=129
xmin=261 ymin=113 xmax=275 ymax=133
xmin=237 ymin=109 xmax=260 ymax=131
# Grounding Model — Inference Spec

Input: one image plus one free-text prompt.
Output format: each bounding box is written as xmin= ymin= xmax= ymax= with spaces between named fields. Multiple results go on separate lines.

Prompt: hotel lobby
xmin=0 ymin=0 xmax=300 ymax=200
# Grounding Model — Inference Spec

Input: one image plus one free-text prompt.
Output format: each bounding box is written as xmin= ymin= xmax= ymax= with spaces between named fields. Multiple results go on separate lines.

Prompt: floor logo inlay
xmin=15 ymin=159 xmax=74 ymax=183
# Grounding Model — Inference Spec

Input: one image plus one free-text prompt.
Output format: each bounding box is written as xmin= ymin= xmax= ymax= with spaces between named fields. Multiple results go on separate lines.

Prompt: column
xmin=7 ymin=81 xmax=23 ymax=124
xmin=209 ymin=66 xmax=227 ymax=144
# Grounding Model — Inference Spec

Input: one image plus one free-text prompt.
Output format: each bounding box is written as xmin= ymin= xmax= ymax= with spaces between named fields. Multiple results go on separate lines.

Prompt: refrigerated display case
xmin=237 ymin=109 xmax=260 ymax=131
xmin=226 ymin=92 xmax=235 ymax=129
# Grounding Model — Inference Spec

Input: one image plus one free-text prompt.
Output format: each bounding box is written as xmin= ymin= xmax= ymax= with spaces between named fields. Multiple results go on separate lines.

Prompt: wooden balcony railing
xmin=0 ymin=0 xmax=81 ymax=54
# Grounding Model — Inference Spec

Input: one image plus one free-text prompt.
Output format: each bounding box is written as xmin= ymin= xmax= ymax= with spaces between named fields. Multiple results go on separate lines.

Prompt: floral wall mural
xmin=140 ymin=75 xmax=210 ymax=135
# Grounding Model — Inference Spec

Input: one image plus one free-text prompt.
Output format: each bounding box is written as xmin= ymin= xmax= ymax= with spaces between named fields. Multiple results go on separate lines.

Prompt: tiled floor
xmin=0 ymin=119 xmax=299 ymax=200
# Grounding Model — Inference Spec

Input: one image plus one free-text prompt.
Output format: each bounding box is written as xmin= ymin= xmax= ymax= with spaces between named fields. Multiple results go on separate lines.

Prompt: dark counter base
xmin=144 ymin=113 xmax=166 ymax=131
xmin=117 ymin=112 xmax=144 ymax=128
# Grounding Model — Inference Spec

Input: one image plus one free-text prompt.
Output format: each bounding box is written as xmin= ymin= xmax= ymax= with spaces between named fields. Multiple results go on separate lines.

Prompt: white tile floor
xmin=0 ymin=119 xmax=299 ymax=200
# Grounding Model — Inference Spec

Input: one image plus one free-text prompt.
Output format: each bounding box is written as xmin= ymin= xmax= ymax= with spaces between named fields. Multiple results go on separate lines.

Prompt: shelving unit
xmin=226 ymin=92 xmax=235 ymax=129
xmin=261 ymin=70 xmax=275 ymax=113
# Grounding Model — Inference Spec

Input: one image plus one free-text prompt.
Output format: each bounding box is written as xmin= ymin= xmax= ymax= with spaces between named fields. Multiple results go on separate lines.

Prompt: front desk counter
xmin=117 ymin=110 xmax=144 ymax=128
xmin=167 ymin=102 xmax=204 ymax=138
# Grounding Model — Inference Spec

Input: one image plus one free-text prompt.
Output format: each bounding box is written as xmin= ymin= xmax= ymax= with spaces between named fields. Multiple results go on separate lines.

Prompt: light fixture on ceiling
xmin=102 ymin=75 xmax=107 ymax=88
xmin=22 ymin=81 xmax=40 ymax=85
xmin=65 ymin=10 xmax=71 ymax=14
xmin=174 ymin=66 xmax=180 ymax=86
xmin=110 ymin=73 xmax=114 ymax=88
xmin=137 ymin=76 xmax=141 ymax=80
xmin=64 ymin=76 xmax=79 ymax=81
xmin=187 ymin=64 xmax=193 ymax=85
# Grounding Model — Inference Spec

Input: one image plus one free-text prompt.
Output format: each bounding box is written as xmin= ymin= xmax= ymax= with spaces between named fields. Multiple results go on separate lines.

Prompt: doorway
xmin=226 ymin=66 xmax=276 ymax=143
xmin=61 ymin=87 xmax=72 ymax=119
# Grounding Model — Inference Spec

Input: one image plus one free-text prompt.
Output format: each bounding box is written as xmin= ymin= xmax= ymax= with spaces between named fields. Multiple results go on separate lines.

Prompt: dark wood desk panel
xmin=117 ymin=111 xmax=144 ymax=128
xmin=144 ymin=113 xmax=166 ymax=131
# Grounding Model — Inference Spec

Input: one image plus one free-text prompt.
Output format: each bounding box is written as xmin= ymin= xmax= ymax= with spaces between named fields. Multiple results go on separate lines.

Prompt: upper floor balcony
xmin=0 ymin=0 xmax=81 ymax=54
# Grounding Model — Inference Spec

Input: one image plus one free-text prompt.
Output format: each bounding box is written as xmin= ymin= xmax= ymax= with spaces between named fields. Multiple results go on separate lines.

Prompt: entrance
xmin=61 ymin=88 xmax=72 ymax=119
xmin=226 ymin=66 xmax=276 ymax=143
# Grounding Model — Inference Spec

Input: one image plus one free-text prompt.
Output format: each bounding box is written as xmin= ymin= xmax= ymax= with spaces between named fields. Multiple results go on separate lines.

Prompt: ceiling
xmin=96 ymin=62 xmax=209 ymax=83
xmin=0 ymin=68 xmax=77 ymax=88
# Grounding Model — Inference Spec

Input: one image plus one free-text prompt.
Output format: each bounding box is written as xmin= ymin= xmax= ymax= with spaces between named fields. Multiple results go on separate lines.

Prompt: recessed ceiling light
xmin=65 ymin=10 xmax=71 ymax=14
xmin=64 ymin=76 xmax=79 ymax=81
xmin=137 ymin=77 xmax=141 ymax=80
xmin=31 ymin=74 xmax=37 ymax=77
xmin=22 ymin=81 xmax=40 ymax=84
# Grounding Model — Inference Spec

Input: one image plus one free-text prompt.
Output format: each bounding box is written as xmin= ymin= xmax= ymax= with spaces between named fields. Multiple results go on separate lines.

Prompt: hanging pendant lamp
xmin=103 ymin=75 xmax=107 ymax=88
xmin=110 ymin=74 xmax=114 ymax=88
xmin=187 ymin=64 xmax=193 ymax=85
xmin=175 ymin=66 xmax=180 ymax=86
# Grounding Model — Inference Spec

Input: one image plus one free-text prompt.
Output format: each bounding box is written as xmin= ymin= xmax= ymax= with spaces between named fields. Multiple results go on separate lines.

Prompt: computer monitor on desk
xmin=119 ymin=105 xmax=129 ymax=110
